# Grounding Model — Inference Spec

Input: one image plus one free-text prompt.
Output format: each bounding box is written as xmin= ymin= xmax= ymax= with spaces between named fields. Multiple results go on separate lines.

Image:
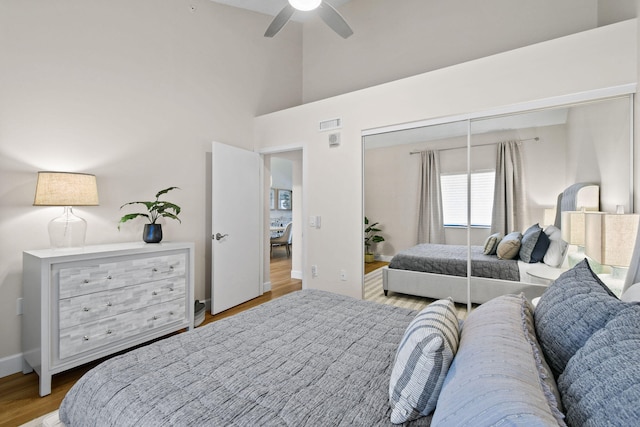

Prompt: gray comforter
xmin=388 ymin=244 xmax=520 ymax=282
xmin=60 ymin=289 xmax=432 ymax=426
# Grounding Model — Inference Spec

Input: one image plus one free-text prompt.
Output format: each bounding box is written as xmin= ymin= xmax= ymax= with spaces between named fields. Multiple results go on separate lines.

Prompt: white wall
xmin=565 ymin=97 xmax=633 ymax=212
xmin=255 ymin=20 xmax=637 ymax=300
xmin=0 ymin=0 xmax=302 ymax=364
xmin=301 ymin=0 xmax=609 ymax=102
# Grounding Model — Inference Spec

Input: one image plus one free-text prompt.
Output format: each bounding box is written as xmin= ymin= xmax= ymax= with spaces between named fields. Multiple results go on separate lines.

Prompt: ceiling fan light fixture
xmin=288 ymin=0 xmax=321 ymax=12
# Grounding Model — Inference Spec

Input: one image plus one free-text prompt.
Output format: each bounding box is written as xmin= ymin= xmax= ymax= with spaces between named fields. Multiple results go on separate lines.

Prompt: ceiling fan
xmin=265 ymin=0 xmax=353 ymax=39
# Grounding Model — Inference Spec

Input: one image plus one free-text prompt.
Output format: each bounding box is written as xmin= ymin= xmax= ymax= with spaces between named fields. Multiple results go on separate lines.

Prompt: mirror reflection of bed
xmin=364 ymin=95 xmax=634 ymax=306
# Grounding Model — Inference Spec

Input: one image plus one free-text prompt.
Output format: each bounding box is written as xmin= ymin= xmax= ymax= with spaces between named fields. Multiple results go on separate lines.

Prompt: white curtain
xmin=417 ymin=150 xmax=445 ymax=244
xmin=491 ymin=141 xmax=528 ymax=235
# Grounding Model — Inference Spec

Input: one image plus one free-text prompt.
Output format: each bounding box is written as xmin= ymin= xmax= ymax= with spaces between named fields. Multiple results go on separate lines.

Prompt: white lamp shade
xmin=543 ymin=207 xmax=557 ymax=227
xmin=289 ymin=0 xmax=322 ymax=11
xmin=33 ymin=171 xmax=99 ymax=206
xmin=561 ymin=211 xmax=587 ymax=245
xmin=585 ymin=213 xmax=640 ymax=267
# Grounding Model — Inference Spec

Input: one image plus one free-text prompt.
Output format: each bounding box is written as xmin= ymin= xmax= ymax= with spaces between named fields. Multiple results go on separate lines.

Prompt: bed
xmin=383 ymin=183 xmax=600 ymax=305
xmin=58 ymin=261 xmax=639 ymax=426
xmin=382 ymin=245 xmax=550 ymax=304
xmin=59 ymin=289 xmax=432 ymax=426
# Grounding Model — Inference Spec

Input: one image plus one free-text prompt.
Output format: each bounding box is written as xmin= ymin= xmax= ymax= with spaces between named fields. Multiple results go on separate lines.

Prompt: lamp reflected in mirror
xmin=585 ymin=212 xmax=640 ymax=282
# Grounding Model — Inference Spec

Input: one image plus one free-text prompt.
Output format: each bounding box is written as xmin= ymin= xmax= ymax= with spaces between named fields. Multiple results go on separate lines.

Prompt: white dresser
xmin=22 ymin=242 xmax=195 ymax=396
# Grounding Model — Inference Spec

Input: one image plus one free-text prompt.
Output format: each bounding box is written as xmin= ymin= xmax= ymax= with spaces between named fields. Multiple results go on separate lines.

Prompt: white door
xmin=211 ymin=142 xmax=261 ymax=314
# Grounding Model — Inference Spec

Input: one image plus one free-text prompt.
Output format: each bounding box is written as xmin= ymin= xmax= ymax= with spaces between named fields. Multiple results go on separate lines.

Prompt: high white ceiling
xmin=210 ymin=0 xmax=352 ymax=21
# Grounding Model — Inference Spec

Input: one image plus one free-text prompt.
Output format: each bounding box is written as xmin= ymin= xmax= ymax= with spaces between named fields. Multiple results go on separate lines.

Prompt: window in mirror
xmin=441 ymin=170 xmax=495 ymax=227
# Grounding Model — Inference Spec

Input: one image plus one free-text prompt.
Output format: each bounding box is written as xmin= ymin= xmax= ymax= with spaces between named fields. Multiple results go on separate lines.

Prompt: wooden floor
xmin=0 ymin=252 xmax=301 ymax=427
xmin=365 ymin=260 xmax=389 ymax=275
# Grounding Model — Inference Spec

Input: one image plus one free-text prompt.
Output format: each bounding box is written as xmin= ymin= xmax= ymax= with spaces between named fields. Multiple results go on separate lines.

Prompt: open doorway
xmin=264 ymin=150 xmax=303 ymax=294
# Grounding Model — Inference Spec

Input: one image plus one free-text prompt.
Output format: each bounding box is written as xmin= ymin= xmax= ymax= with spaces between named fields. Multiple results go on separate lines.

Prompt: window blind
xmin=441 ymin=170 xmax=495 ymax=227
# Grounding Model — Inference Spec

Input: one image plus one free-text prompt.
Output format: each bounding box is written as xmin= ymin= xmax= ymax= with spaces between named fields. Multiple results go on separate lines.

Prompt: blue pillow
xmin=534 ymin=259 xmax=627 ymax=378
xmin=558 ymin=305 xmax=640 ymax=426
xmin=520 ymin=223 xmax=551 ymax=263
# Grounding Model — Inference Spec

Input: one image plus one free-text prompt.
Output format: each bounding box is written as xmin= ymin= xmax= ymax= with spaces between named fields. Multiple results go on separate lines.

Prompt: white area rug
xmin=364 ymin=267 xmax=469 ymax=319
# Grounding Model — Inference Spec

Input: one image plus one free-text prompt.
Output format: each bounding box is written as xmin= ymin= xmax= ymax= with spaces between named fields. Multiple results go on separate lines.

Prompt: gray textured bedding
xmin=59 ymin=289 xmax=432 ymax=426
xmin=388 ymin=244 xmax=520 ymax=282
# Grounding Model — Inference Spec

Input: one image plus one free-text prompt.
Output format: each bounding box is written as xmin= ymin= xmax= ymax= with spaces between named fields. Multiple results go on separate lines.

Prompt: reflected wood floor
xmin=365 ymin=260 xmax=389 ymax=275
xmin=0 ymin=252 xmax=301 ymax=427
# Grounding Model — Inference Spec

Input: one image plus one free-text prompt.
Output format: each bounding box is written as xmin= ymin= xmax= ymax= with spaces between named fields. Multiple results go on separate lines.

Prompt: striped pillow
xmin=388 ymin=298 xmax=459 ymax=424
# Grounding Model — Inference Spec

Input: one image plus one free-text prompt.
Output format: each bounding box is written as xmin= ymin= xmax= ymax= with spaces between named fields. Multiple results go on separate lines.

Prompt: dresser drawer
xmin=59 ymin=298 xmax=187 ymax=360
xmin=59 ymin=277 xmax=186 ymax=330
xmin=58 ymin=253 xmax=186 ymax=298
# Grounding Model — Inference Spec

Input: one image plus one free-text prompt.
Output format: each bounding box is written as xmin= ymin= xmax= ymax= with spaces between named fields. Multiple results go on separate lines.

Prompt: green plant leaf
xmin=155 ymin=187 xmax=179 ymax=198
xmin=120 ymin=201 xmax=155 ymax=210
xmin=117 ymin=213 xmax=151 ymax=229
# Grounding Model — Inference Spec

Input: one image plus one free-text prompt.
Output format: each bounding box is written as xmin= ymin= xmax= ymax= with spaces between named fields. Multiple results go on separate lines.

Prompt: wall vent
xmin=319 ymin=118 xmax=342 ymax=132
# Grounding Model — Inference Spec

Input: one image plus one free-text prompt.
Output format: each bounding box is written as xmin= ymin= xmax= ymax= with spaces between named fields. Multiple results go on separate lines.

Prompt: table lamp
xmin=33 ymin=171 xmax=99 ymax=248
xmin=585 ymin=212 xmax=640 ymax=279
xmin=561 ymin=210 xmax=589 ymax=267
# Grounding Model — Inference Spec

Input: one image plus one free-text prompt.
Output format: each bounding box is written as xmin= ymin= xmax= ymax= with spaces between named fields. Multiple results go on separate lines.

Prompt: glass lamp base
xmin=48 ymin=206 xmax=87 ymax=248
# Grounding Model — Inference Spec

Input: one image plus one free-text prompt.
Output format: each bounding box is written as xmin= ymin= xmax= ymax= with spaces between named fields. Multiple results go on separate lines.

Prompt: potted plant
xmin=364 ymin=216 xmax=385 ymax=263
xmin=118 ymin=187 xmax=181 ymax=243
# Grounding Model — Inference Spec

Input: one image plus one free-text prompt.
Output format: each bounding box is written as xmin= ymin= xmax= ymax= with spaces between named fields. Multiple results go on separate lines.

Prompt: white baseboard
xmin=263 ymin=281 xmax=272 ymax=292
xmin=0 ymin=352 xmax=24 ymax=379
xmin=291 ymin=270 xmax=303 ymax=280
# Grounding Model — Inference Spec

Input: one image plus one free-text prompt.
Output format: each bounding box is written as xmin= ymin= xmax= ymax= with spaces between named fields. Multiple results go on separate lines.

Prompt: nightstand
xmin=526 ymin=265 xmax=567 ymax=285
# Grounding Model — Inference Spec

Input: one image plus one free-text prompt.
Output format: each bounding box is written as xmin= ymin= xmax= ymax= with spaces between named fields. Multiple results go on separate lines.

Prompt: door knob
xmin=214 ymin=233 xmax=228 ymax=241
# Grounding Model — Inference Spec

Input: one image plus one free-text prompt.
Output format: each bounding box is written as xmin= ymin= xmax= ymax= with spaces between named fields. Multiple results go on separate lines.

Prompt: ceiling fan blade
xmin=264 ymin=4 xmax=296 ymax=37
xmin=317 ymin=3 xmax=353 ymax=38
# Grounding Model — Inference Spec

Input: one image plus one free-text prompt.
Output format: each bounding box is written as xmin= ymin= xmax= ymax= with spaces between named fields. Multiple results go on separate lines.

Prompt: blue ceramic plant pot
xmin=143 ymin=224 xmax=163 ymax=243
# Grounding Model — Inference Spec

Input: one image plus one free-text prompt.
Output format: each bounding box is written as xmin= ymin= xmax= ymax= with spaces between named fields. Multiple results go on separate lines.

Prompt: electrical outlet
xmin=16 ymin=297 xmax=23 ymax=315
xmin=340 ymin=269 xmax=347 ymax=281
xmin=311 ymin=265 xmax=318 ymax=277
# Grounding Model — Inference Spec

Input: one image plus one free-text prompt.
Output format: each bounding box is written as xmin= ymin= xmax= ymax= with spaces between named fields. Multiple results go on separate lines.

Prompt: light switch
xmin=309 ymin=215 xmax=321 ymax=229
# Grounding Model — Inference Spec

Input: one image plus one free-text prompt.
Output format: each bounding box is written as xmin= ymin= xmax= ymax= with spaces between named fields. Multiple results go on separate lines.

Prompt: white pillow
xmin=389 ymin=298 xmax=460 ymax=424
xmin=543 ymin=225 xmax=568 ymax=268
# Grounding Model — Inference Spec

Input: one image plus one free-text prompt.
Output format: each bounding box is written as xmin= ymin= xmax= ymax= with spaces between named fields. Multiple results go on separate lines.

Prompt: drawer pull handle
xmin=83 ymin=336 xmax=89 ymax=341
xmin=106 ymin=329 xmax=112 ymax=335
xmin=152 ymin=268 xmax=158 ymax=272
xmin=152 ymin=291 xmax=158 ymax=296
xmin=106 ymin=275 xmax=112 ymax=280
xmin=169 ymin=311 xmax=174 ymax=315
xmin=106 ymin=302 xmax=112 ymax=307
xmin=82 ymin=307 xmax=90 ymax=312
xmin=169 ymin=287 xmax=174 ymax=292
xmin=83 ymin=279 xmax=90 ymax=284
xmin=169 ymin=266 xmax=174 ymax=271
xmin=152 ymin=315 xmax=158 ymax=320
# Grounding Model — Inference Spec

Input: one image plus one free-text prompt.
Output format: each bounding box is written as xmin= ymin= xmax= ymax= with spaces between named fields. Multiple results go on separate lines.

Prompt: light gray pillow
xmin=496 ymin=231 xmax=522 ymax=259
xmin=543 ymin=225 xmax=568 ymax=267
xmin=534 ymin=259 xmax=629 ymax=378
xmin=388 ymin=298 xmax=459 ymax=424
xmin=558 ymin=305 xmax=640 ymax=426
xmin=482 ymin=232 xmax=502 ymax=255
xmin=432 ymin=294 xmax=565 ymax=426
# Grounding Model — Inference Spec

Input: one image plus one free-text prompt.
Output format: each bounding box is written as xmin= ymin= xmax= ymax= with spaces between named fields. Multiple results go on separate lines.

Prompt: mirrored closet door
xmin=363 ymin=92 xmax=633 ymax=309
